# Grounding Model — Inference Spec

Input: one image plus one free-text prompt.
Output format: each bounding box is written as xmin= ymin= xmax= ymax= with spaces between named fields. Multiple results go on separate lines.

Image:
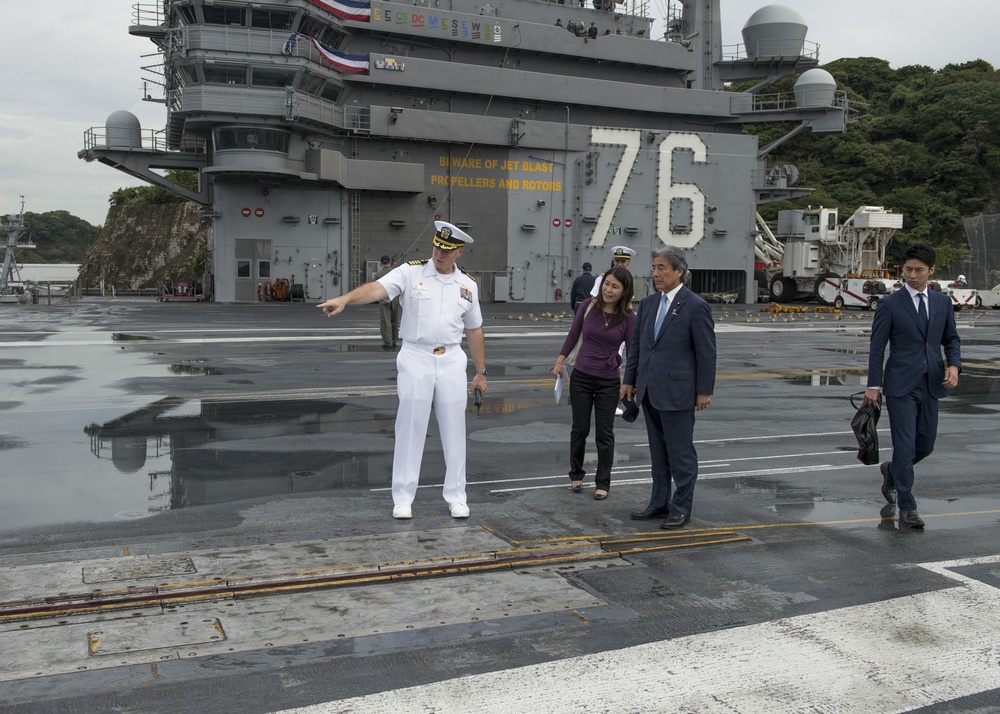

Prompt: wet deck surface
xmin=1 ymin=298 xmax=1000 ymax=712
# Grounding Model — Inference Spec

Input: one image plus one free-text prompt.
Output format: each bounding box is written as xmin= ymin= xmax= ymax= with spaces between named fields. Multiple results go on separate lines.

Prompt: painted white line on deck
xmin=369 ymin=452 xmax=860 ymax=493
xmin=0 ymin=330 xmax=573 ymax=349
xmin=483 ymin=464 xmax=865 ymax=493
xmin=277 ymin=555 xmax=1000 ymax=714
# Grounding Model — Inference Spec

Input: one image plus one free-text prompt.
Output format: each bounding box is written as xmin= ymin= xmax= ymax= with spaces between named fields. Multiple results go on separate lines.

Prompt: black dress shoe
xmin=630 ymin=506 xmax=669 ymax=520
xmin=661 ymin=513 xmax=690 ymax=530
xmin=899 ymin=510 xmax=925 ymax=529
xmin=880 ymin=462 xmax=896 ymax=505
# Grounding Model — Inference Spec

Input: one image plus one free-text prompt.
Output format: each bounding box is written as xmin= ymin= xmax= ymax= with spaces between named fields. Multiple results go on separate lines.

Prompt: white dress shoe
xmin=392 ymin=504 xmax=412 ymax=519
xmin=449 ymin=503 xmax=470 ymax=519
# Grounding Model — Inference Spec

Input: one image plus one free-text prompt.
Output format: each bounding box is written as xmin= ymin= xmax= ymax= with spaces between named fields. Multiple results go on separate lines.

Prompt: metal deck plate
xmin=0 ymin=526 xmax=611 ymax=680
xmin=88 ymin=616 xmax=226 ymax=655
xmin=83 ymin=557 xmax=198 ymax=584
xmin=0 ymin=567 xmax=606 ymax=680
xmin=0 ymin=527 xmax=511 ymax=601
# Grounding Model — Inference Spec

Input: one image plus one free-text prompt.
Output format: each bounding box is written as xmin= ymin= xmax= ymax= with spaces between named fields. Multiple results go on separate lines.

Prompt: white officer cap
xmin=433 ymin=221 xmax=474 ymax=251
xmin=611 ymin=245 xmax=636 ymax=259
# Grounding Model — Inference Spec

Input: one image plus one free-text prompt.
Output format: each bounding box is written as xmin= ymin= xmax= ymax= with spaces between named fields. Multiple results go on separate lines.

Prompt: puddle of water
xmin=771 ymin=497 xmax=1000 ymax=531
xmin=817 ymin=347 xmax=866 ymax=355
xmin=0 ymin=372 xmax=398 ymax=528
xmin=0 ymin=329 xmax=565 ymax=528
xmin=940 ymin=372 xmax=1000 ymax=414
xmin=784 ymin=371 xmax=868 ymax=387
xmin=467 ymin=396 xmax=556 ymax=415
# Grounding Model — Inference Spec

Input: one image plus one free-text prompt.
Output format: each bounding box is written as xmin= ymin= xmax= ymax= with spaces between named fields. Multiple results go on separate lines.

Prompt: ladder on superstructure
xmin=349 ymin=191 xmax=362 ymax=289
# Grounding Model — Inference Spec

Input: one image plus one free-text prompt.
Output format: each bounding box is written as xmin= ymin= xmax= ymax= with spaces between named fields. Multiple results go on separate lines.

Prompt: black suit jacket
xmin=868 ymin=287 xmax=961 ymax=399
xmin=623 ymin=286 xmax=716 ymax=411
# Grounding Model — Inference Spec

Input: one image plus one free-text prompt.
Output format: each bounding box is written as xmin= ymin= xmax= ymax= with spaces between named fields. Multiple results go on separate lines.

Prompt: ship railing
xmin=169 ymin=85 xmax=350 ymax=131
xmin=719 ymin=39 xmax=820 ymax=64
xmin=178 ymin=26 xmax=363 ymax=69
xmin=81 ymin=126 xmax=207 ymax=155
xmin=344 ymin=105 xmax=370 ymax=134
xmin=184 ymin=25 xmax=298 ymax=56
xmin=286 ymin=91 xmax=351 ymax=129
xmin=731 ymin=89 xmax=848 ymax=114
xmin=132 ymin=2 xmax=164 ymax=27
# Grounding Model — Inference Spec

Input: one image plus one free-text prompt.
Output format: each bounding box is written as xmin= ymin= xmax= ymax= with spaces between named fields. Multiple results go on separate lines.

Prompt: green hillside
xmin=747 ymin=58 xmax=1000 ymax=270
xmin=15 ymin=211 xmax=99 ymax=263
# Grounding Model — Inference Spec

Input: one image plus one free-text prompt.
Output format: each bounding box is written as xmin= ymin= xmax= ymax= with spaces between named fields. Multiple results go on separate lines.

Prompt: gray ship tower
xmin=80 ymin=0 xmax=848 ymax=303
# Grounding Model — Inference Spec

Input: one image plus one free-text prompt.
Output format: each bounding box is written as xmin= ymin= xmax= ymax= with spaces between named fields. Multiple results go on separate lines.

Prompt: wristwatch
xmin=476 ymin=368 xmax=487 ymax=375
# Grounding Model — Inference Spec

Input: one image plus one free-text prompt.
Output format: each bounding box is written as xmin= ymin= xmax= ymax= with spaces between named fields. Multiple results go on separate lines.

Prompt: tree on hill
xmin=742 ymin=58 xmax=1000 ymax=271
xmin=17 ymin=211 xmax=99 ymax=263
xmin=108 ymin=170 xmax=199 ymax=207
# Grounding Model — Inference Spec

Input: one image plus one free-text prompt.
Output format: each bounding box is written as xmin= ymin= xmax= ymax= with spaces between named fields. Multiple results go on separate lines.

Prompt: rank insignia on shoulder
xmin=408 ymin=259 xmax=428 ymax=266
xmin=459 ymin=267 xmax=476 ymax=280
xmin=460 ymin=286 xmax=473 ymax=302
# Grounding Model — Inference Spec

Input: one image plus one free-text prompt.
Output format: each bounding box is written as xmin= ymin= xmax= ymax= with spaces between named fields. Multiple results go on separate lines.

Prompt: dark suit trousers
xmin=569 ymin=368 xmax=619 ymax=491
xmin=886 ymin=373 xmax=939 ymax=512
xmin=641 ymin=395 xmax=697 ymax=516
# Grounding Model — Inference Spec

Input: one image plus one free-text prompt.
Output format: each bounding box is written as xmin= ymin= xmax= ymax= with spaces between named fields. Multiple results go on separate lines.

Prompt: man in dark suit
xmin=570 ymin=262 xmax=595 ymax=311
xmin=621 ymin=246 xmax=716 ymax=529
xmin=865 ymin=244 xmax=961 ymax=529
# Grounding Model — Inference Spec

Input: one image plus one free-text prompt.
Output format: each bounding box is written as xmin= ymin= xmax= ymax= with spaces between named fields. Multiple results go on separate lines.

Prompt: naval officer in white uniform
xmin=317 ymin=221 xmax=487 ymax=520
xmin=590 ymin=245 xmax=636 ymax=297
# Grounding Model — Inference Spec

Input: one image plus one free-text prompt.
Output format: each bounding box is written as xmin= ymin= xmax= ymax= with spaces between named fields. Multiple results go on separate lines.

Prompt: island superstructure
xmin=80 ymin=0 xmax=849 ymax=303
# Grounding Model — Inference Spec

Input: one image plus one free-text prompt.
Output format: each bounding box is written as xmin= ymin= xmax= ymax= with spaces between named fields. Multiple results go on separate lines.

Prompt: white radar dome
xmin=794 ymin=68 xmax=837 ymax=108
xmin=742 ymin=4 xmax=808 ymax=60
xmin=106 ymin=110 xmax=142 ymax=150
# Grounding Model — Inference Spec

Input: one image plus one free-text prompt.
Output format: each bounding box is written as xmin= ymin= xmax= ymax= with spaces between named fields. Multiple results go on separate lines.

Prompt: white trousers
xmin=392 ymin=343 xmax=469 ymax=506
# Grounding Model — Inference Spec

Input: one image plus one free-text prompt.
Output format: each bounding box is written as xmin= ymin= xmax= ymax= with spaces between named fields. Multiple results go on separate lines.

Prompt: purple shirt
xmin=560 ymin=298 xmax=635 ymax=379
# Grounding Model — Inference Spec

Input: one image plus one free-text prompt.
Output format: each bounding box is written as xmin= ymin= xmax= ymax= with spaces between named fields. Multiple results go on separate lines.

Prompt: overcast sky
xmin=3 ymin=0 xmax=999 ymax=227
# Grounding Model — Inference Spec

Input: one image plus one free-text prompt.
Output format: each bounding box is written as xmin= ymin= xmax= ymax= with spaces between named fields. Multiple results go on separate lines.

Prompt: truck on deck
xmin=934 ymin=278 xmax=978 ymax=311
xmin=977 ymin=285 xmax=1000 ymax=309
xmin=756 ymin=205 xmax=904 ymax=309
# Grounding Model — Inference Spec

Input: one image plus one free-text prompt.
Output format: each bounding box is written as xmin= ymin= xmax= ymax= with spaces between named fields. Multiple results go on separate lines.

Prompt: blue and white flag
xmin=281 ymin=33 xmax=301 ymax=56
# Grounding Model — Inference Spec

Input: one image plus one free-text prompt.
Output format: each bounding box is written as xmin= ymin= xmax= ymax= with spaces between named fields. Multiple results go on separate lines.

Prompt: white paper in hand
xmin=554 ymin=365 xmax=568 ymax=404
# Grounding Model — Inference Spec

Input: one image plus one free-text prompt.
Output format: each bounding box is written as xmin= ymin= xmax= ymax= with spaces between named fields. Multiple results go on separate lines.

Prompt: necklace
xmin=602 ymin=310 xmax=613 ymax=328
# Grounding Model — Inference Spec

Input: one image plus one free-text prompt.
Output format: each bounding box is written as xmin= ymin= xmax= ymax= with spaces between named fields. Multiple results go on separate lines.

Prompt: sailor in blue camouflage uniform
xmin=317 ymin=221 xmax=487 ymax=520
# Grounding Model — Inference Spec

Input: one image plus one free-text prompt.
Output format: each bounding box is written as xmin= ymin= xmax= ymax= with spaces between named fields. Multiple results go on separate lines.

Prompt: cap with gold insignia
xmin=433 ymin=220 xmax=474 ymax=252
xmin=611 ymin=245 xmax=636 ymax=260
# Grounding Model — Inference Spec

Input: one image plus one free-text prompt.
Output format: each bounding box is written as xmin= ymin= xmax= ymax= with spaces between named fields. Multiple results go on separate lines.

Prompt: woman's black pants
xmin=568 ymin=368 xmax=619 ymax=492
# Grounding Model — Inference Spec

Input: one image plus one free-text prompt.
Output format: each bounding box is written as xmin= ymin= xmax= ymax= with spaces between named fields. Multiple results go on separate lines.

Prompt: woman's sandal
xmin=593 ymin=490 xmax=608 ymax=500
xmin=570 ymin=481 xmax=584 ymax=492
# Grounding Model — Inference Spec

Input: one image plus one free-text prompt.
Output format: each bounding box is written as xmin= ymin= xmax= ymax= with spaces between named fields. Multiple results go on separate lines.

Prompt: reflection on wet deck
xmin=783 ymin=369 xmax=868 ymax=387
xmin=84 ymin=397 xmax=396 ymax=517
xmin=771 ymin=497 xmax=1000 ymax=531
